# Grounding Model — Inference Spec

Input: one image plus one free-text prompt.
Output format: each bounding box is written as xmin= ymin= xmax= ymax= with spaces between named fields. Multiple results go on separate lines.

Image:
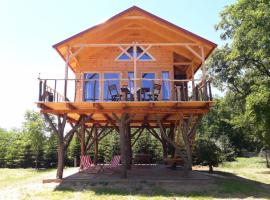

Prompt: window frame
xmin=115 ymin=45 xmax=155 ymax=62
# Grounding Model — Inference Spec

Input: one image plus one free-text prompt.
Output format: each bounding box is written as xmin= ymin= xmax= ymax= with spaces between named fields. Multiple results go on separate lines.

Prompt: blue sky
xmin=0 ymin=0 xmax=235 ymax=129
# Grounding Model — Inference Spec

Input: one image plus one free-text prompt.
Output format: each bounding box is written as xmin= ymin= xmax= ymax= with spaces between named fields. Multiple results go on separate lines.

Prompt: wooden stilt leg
xmin=182 ymin=118 xmax=193 ymax=170
xmin=80 ymin=124 xmax=86 ymax=156
xmin=119 ymin=113 xmax=128 ymax=178
xmin=44 ymin=114 xmax=91 ymax=179
xmin=126 ymin=125 xmax=132 ymax=169
xmin=57 ymin=130 xmax=65 ymax=179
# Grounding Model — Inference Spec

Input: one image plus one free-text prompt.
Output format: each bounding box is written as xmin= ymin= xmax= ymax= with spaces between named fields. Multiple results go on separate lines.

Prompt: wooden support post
xmin=43 ymin=114 xmax=90 ymax=179
xmin=168 ymin=123 xmax=175 ymax=157
xmin=126 ymin=126 xmax=132 ymax=169
xmin=182 ymin=117 xmax=193 ymax=170
xmin=57 ymin=123 xmax=65 ymax=179
xmin=200 ymin=46 xmax=208 ymax=101
xmin=80 ymin=124 xmax=86 ymax=156
xmin=64 ymin=47 xmax=70 ymax=101
xmin=133 ymin=43 xmax=137 ymax=101
xmin=191 ymin=62 xmax=195 ymax=100
xmin=119 ymin=113 xmax=128 ymax=178
xmin=94 ymin=125 xmax=98 ymax=165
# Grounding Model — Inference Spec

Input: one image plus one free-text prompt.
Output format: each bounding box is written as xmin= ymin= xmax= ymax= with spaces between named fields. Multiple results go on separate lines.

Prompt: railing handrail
xmin=38 ymin=77 xmax=212 ymax=102
xmin=38 ymin=78 xmax=204 ymax=82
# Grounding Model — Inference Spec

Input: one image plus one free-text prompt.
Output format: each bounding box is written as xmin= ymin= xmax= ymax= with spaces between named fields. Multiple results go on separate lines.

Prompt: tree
xmin=44 ymin=133 xmax=58 ymax=168
xmin=193 ymin=138 xmax=222 ymax=172
xmin=23 ymin=110 xmax=46 ymax=169
xmin=206 ymin=0 xmax=270 ymax=165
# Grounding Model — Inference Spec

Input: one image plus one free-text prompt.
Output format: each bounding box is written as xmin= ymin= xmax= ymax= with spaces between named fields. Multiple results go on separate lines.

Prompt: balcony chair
xmin=148 ymin=83 xmax=161 ymax=101
xmin=121 ymin=85 xmax=134 ymax=101
xmin=108 ymin=84 xmax=122 ymax=101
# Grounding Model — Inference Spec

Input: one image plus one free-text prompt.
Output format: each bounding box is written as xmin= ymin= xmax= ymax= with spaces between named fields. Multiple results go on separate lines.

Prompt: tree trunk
xmin=209 ymin=164 xmax=213 ymax=173
xmin=266 ymin=150 xmax=270 ymax=168
xmin=35 ymin=151 xmax=39 ymax=169
xmin=119 ymin=114 xmax=127 ymax=178
xmin=56 ymin=141 xmax=65 ymax=179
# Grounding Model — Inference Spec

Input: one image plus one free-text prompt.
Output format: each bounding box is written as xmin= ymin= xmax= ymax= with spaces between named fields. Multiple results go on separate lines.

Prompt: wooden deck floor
xmin=62 ymin=165 xmax=212 ymax=183
xmin=37 ymin=101 xmax=214 ymax=127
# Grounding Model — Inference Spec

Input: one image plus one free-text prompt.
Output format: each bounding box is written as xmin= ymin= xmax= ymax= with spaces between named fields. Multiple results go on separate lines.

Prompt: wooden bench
xmin=133 ymin=153 xmax=151 ymax=164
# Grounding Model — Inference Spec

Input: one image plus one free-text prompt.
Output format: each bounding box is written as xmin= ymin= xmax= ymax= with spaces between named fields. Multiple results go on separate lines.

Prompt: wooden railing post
xmin=195 ymin=85 xmax=199 ymax=101
xmin=39 ymin=80 xmax=43 ymax=101
xmin=203 ymin=80 xmax=208 ymax=101
xmin=208 ymin=80 xmax=213 ymax=101
xmin=43 ymin=80 xmax=47 ymax=101
xmin=54 ymin=80 xmax=57 ymax=102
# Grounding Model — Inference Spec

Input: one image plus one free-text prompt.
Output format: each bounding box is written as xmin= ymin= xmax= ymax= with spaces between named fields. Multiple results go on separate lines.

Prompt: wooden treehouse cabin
xmin=37 ymin=6 xmax=216 ymax=179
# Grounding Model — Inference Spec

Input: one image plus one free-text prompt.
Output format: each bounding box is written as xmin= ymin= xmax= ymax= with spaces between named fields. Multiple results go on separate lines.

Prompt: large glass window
xmin=84 ymin=73 xmax=99 ymax=101
xmin=162 ymin=71 xmax=170 ymax=100
xmin=104 ymin=73 xmax=120 ymax=101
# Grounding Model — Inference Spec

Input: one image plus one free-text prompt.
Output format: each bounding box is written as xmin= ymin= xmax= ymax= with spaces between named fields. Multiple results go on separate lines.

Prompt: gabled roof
xmin=53 ymin=6 xmax=216 ymax=48
xmin=53 ymin=6 xmax=217 ymax=73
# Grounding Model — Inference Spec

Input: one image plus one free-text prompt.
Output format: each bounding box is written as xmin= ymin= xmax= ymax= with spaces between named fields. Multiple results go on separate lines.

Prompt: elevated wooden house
xmin=37 ymin=6 xmax=216 ymax=179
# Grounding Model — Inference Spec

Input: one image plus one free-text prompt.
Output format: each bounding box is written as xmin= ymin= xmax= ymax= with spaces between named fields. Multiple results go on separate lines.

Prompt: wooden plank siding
xmin=75 ymin=46 xmax=174 ymax=102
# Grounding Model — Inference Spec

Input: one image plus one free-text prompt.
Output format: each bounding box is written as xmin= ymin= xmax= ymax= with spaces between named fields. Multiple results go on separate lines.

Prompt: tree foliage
xmin=204 ymin=0 xmax=270 ymax=166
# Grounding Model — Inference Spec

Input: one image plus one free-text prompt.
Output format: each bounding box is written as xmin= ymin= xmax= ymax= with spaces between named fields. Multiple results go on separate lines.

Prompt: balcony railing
xmin=38 ymin=78 xmax=213 ymax=103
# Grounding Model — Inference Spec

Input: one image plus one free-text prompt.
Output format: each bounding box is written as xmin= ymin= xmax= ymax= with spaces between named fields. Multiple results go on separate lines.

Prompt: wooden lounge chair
xmin=108 ymin=84 xmax=122 ymax=101
xmin=79 ymin=155 xmax=92 ymax=171
xmin=148 ymin=83 xmax=161 ymax=101
xmin=104 ymin=155 xmax=121 ymax=174
xmin=79 ymin=155 xmax=101 ymax=174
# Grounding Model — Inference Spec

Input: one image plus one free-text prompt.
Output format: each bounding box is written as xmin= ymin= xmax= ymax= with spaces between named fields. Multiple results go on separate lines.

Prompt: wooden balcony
xmin=37 ymin=78 xmax=213 ymax=128
xmin=38 ymin=78 xmax=213 ymax=103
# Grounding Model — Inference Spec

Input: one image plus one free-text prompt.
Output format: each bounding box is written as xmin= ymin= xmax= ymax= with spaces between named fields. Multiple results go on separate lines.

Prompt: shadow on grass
xmin=54 ymin=171 xmax=270 ymax=199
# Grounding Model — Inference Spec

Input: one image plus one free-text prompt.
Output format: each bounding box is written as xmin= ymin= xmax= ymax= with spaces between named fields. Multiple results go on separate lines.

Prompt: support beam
xmin=156 ymin=116 xmax=189 ymax=169
xmin=80 ymin=124 xmax=86 ymax=156
xmin=131 ymin=128 xmax=144 ymax=147
xmin=126 ymin=125 xmax=132 ymax=169
xmin=43 ymin=114 xmax=90 ymax=179
xmin=119 ymin=113 xmax=128 ymax=178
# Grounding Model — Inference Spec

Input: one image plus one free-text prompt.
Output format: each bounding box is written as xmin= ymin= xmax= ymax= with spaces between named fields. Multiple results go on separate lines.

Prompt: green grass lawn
xmin=0 ymin=157 xmax=269 ymax=200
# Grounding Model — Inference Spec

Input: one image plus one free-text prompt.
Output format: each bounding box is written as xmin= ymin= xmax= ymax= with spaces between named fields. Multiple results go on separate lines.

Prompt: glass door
xmin=162 ymin=71 xmax=170 ymax=100
xmin=141 ymin=73 xmax=155 ymax=100
xmin=104 ymin=73 xmax=120 ymax=101
xmin=84 ymin=73 xmax=99 ymax=101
